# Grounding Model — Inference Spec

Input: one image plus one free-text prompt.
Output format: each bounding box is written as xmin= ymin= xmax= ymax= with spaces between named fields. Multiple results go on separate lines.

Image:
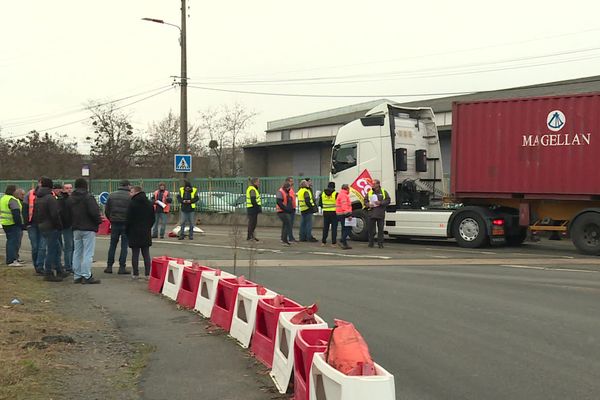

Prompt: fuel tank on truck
xmin=451 ymin=92 xmax=600 ymax=199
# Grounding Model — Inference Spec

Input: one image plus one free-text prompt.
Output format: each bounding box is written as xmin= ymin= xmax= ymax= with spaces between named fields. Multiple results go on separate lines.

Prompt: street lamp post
xmin=142 ymin=0 xmax=188 ymax=177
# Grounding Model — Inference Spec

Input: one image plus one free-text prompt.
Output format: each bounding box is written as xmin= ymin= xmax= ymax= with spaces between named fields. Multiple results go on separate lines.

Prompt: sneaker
xmin=131 ymin=274 xmax=140 ymax=280
xmin=35 ymin=269 xmax=45 ymax=275
xmin=59 ymin=271 xmax=70 ymax=278
xmin=142 ymin=275 xmax=149 ymax=281
xmin=7 ymin=261 xmax=24 ymax=267
xmin=43 ymin=273 xmax=63 ymax=282
xmin=17 ymin=259 xmax=26 ymax=264
xmin=321 ymin=243 xmax=326 ymax=247
xmin=281 ymin=241 xmax=291 ymax=246
xmin=178 ymin=237 xmax=185 ymax=240
xmin=73 ymin=277 xmax=83 ymax=284
xmin=331 ymin=243 xmax=337 ymax=248
xmin=103 ymin=267 xmax=113 ymax=274
xmin=189 ymin=237 xmax=194 ymax=240
xmin=82 ymin=276 xmax=101 ymax=284
xmin=253 ymin=237 xmax=259 ymax=242
xmin=117 ymin=269 xmax=131 ymax=275
xmin=378 ymin=243 xmax=384 ymax=249
xmin=309 ymin=237 xmax=318 ymax=243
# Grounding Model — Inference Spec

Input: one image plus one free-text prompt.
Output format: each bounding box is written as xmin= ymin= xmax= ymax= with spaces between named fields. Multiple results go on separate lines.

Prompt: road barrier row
xmin=147 ymin=256 xmax=396 ymax=400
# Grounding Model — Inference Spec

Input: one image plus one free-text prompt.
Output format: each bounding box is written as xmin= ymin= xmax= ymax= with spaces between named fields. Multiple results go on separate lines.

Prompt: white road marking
xmin=500 ymin=264 xmax=546 ymax=270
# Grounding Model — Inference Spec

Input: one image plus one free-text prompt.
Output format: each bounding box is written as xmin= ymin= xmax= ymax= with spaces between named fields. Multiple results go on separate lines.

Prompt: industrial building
xmin=243 ymin=75 xmax=600 ymax=178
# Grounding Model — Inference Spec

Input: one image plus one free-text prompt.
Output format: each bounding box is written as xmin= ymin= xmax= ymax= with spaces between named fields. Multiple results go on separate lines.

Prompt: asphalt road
xmin=3 ymin=225 xmax=600 ymax=400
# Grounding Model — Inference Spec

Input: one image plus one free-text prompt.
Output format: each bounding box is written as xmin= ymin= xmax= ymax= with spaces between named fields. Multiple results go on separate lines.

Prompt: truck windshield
xmin=331 ymin=143 xmax=357 ymax=174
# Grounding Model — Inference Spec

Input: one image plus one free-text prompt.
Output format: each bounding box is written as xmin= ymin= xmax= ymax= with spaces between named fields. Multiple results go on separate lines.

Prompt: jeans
xmin=28 ymin=224 xmax=47 ymax=271
xmin=152 ymin=213 xmax=168 ymax=238
xmin=73 ymin=230 xmax=96 ymax=280
xmin=41 ymin=229 xmax=61 ymax=275
xmin=179 ymin=211 xmax=195 ymax=239
xmin=131 ymin=247 xmax=151 ymax=276
xmin=247 ymin=212 xmax=258 ymax=239
xmin=17 ymin=228 xmax=23 ymax=260
xmin=61 ymin=228 xmax=74 ymax=271
xmin=321 ymin=212 xmax=338 ymax=244
xmin=107 ymin=222 xmax=128 ymax=269
xmin=278 ymin=213 xmax=293 ymax=243
xmin=338 ymin=215 xmax=351 ymax=245
xmin=299 ymin=213 xmax=314 ymax=241
xmin=288 ymin=213 xmax=296 ymax=241
xmin=368 ymin=216 xmax=385 ymax=245
xmin=3 ymin=225 xmax=21 ymax=264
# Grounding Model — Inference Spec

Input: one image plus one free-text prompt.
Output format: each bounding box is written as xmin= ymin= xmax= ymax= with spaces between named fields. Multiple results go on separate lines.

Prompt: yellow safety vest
xmin=0 ymin=195 xmax=21 ymax=226
xmin=321 ymin=191 xmax=337 ymax=212
xmin=246 ymin=186 xmax=262 ymax=208
xmin=179 ymin=187 xmax=198 ymax=209
xmin=297 ymin=188 xmax=315 ymax=212
xmin=367 ymin=188 xmax=387 ymax=201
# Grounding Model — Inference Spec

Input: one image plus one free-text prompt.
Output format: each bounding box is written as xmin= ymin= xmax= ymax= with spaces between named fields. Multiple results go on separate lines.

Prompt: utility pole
xmin=180 ymin=0 xmax=188 ymax=178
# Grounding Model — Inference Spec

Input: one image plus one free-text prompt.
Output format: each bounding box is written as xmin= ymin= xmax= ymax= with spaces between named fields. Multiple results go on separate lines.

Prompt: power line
xmin=5 ymin=86 xmax=175 ymax=139
xmin=1 ymin=84 xmax=173 ymax=129
xmin=189 ymin=46 xmax=600 ymax=86
xmin=190 ymin=27 xmax=600 ymax=81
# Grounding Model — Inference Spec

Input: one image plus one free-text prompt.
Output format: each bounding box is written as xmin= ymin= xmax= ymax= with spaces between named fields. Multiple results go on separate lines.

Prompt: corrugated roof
xmin=243 ymin=136 xmax=335 ymax=149
xmin=399 ymin=75 xmax=600 ymax=112
xmin=266 ymin=98 xmax=393 ymax=132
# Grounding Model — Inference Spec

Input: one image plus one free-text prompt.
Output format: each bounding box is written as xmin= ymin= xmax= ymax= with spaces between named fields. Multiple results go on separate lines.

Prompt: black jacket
xmin=57 ymin=192 xmax=72 ymax=229
xmin=247 ymin=185 xmax=262 ymax=215
xmin=177 ymin=186 xmax=199 ymax=213
xmin=33 ymin=187 xmax=62 ymax=232
xmin=67 ymin=189 xmax=102 ymax=232
xmin=105 ymin=187 xmax=130 ymax=223
xmin=319 ymin=188 xmax=337 ymax=213
xmin=126 ymin=192 xmax=155 ymax=248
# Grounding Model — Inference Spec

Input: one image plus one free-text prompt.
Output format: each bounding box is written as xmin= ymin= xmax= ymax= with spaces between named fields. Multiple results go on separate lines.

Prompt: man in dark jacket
xmin=177 ymin=180 xmax=199 ymax=240
xmin=104 ymin=179 xmax=131 ymax=274
xmin=33 ymin=177 xmax=64 ymax=281
xmin=319 ymin=182 xmax=338 ymax=247
xmin=57 ymin=183 xmax=74 ymax=273
xmin=67 ymin=178 xmax=102 ymax=284
xmin=24 ymin=179 xmax=46 ymax=274
xmin=126 ymin=186 xmax=155 ymax=279
xmin=366 ymin=179 xmax=391 ymax=248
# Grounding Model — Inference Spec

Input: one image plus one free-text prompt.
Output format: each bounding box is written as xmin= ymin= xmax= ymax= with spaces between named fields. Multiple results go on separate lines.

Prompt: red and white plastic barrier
xmin=229 ymin=286 xmax=278 ymax=348
xmin=193 ymin=270 xmax=235 ymax=318
xmin=309 ymin=353 xmax=395 ymax=400
xmin=162 ymin=259 xmax=193 ymax=300
xmin=176 ymin=264 xmax=214 ymax=309
xmin=270 ymin=311 xmax=328 ymax=394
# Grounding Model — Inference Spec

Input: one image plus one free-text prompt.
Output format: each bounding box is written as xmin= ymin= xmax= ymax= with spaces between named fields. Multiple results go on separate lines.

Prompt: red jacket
xmin=336 ymin=189 xmax=352 ymax=215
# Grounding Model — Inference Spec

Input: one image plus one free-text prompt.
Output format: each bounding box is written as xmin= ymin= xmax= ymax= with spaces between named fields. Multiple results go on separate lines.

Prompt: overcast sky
xmin=2 ymin=0 xmax=600 ymax=150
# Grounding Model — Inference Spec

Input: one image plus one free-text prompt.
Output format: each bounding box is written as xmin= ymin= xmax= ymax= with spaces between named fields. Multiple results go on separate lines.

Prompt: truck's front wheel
xmin=452 ymin=211 xmax=488 ymax=248
xmin=571 ymin=213 xmax=600 ymax=255
xmin=349 ymin=209 xmax=369 ymax=242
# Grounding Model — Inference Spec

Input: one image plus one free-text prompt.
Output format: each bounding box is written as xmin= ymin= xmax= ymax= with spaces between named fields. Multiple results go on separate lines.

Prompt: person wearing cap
xmin=104 ymin=179 xmax=131 ymax=274
xmin=177 ymin=180 xmax=199 ymax=240
xmin=33 ymin=177 xmax=64 ymax=281
xmin=151 ymin=182 xmax=172 ymax=239
xmin=319 ymin=181 xmax=338 ymax=247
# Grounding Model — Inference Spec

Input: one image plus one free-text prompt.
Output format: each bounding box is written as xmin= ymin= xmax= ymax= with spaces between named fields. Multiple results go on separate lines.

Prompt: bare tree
xmin=142 ymin=110 xmax=205 ymax=177
xmin=87 ymin=102 xmax=142 ymax=178
xmin=220 ymin=103 xmax=257 ymax=176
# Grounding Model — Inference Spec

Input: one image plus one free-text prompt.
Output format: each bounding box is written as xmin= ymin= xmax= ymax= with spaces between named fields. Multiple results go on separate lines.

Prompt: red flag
xmin=350 ymin=169 xmax=373 ymax=204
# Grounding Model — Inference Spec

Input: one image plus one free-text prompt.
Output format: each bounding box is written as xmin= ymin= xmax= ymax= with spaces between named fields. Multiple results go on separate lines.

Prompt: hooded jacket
xmin=319 ymin=187 xmax=337 ymax=213
xmin=32 ymin=186 xmax=62 ymax=232
xmin=105 ymin=186 xmax=131 ymax=223
xmin=67 ymin=188 xmax=102 ymax=232
xmin=126 ymin=191 xmax=155 ymax=248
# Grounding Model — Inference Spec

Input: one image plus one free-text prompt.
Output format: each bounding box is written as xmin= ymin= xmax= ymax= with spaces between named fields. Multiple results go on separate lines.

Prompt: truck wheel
xmin=571 ymin=213 xmax=600 ymax=255
xmin=452 ymin=211 xmax=488 ymax=248
xmin=506 ymin=228 xmax=528 ymax=246
xmin=349 ymin=209 xmax=369 ymax=242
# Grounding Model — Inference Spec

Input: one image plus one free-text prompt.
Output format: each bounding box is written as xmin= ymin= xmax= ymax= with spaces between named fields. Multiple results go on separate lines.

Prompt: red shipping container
xmin=451 ymin=93 xmax=600 ymax=199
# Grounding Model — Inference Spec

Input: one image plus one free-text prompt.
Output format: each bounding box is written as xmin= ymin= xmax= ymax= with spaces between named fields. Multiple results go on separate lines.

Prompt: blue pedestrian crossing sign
xmin=174 ymin=154 xmax=192 ymax=173
xmin=99 ymin=191 xmax=110 ymax=206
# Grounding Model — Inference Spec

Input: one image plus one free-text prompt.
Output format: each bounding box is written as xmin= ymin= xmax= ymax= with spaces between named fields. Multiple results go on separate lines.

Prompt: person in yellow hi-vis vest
xmin=319 ymin=181 xmax=338 ymax=247
xmin=246 ymin=177 xmax=262 ymax=241
xmin=177 ymin=180 xmax=199 ymax=240
xmin=1 ymin=185 xmax=24 ymax=267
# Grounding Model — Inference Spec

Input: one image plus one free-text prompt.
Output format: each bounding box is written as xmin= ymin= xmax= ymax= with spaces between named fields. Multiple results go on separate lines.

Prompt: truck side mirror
xmin=395 ymin=148 xmax=407 ymax=171
xmin=416 ymin=149 xmax=427 ymax=172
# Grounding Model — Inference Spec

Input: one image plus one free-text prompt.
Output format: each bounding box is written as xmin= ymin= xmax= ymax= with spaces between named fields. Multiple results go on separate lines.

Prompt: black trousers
xmin=321 ymin=212 xmax=338 ymax=244
xmin=278 ymin=213 xmax=292 ymax=243
xmin=131 ymin=246 xmax=151 ymax=276
xmin=368 ymin=217 xmax=385 ymax=245
xmin=247 ymin=213 xmax=258 ymax=239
